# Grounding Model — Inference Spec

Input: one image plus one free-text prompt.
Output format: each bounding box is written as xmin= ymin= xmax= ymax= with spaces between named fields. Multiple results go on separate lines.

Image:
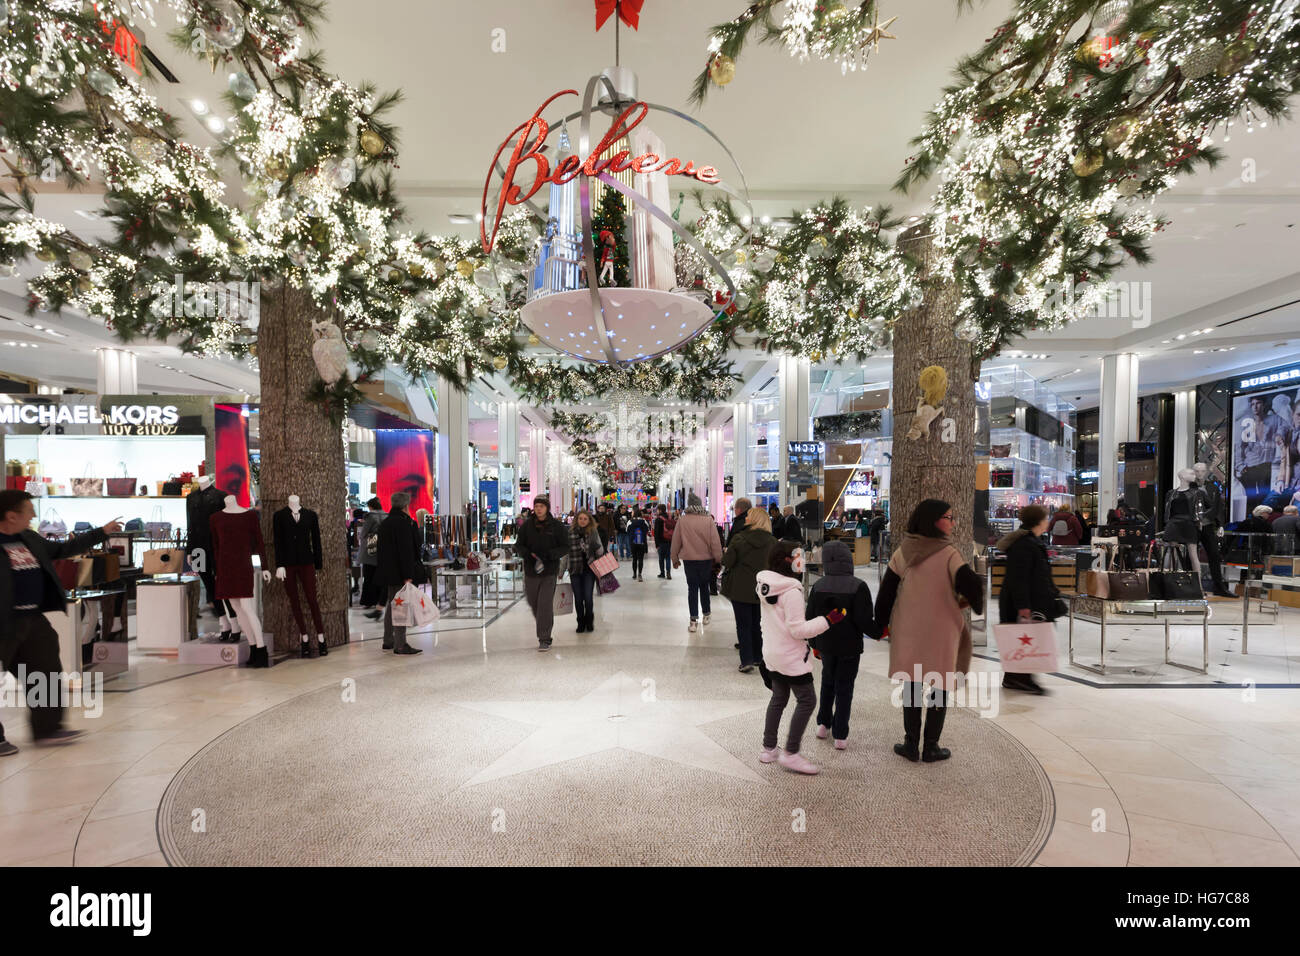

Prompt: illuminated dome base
xmin=520 ymin=288 xmax=715 ymax=365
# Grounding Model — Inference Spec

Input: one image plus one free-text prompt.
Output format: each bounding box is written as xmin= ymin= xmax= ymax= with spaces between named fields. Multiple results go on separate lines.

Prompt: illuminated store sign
xmin=0 ymin=403 xmax=181 ymax=434
xmin=1238 ymin=366 xmax=1300 ymax=392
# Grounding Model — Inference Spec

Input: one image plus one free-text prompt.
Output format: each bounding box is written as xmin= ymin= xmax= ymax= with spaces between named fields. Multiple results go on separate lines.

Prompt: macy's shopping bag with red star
xmin=390 ymin=582 xmax=438 ymax=627
xmin=993 ymin=620 xmax=1058 ymax=674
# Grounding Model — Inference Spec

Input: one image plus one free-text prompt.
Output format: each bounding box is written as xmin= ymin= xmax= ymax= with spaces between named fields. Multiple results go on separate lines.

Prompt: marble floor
xmin=1 ymin=566 xmax=1298 ymax=866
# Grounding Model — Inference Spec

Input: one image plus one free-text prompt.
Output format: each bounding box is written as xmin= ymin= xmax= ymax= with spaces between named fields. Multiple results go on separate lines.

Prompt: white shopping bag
xmin=994 ymin=620 xmax=1059 ymax=674
xmin=390 ymin=582 xmax=420 ymax=627
xmin=409 ymin=585 xmax=438 ymax=626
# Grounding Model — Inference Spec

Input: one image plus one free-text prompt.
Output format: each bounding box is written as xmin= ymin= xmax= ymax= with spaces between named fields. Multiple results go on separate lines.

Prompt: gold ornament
xmin=387 ymin=268 xmax=403 ymax=283
xmin=493 ymin=355 xmax=508 ymax=371
xmin=1071 ymin=147 xmax=1104 ymax=177
xmin=1217 ymin=38 xmax=1257 ymax=76
xmin=527 ymin=333 xmax=540 ymax=346
xmin=708 ymin=54 xmax=736 ymax=87
xmin=407 ymin=261 xmax=425 ymax=279
xmin=359 ymin=127 xmax=385 ymax=156
xmin=973 ymin=180 xmax=996 ymax=203
xmin=456 ymin=258 xmax=475 ymax=279
xmin=734 ymin=248 xmax=749 ymax=265
xmin=1103 ymin=118 xmax=1135 ymax=149
xmin=264 ymin=155 xmax=289 ymax=181
xmin=309 ymin=221 xmax=329 ymax=246
xmin=35 ymin=246 xmax=57 ymax=262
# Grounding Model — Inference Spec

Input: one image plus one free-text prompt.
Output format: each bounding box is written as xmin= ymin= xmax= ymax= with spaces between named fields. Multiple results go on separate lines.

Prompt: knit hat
xmin=533 ymin=494 xmax=550 ymax=507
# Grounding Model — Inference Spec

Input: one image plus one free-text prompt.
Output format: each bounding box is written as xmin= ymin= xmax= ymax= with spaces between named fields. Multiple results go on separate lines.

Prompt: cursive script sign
xmin=481 ymin=90 xmax=720 ymax=253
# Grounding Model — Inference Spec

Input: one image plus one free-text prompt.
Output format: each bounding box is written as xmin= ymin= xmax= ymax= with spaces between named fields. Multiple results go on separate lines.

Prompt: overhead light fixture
xmin=190 ymin=98 xmax=209 ymax=115
xmin=448 ymin=214 xmax=474 ymax=225
xmin=759 ymin=215 xmax=771 ymax=225
xmin=45 ymin=329 xmax=66 ymax=338
xmin=205 ymin=116 xmax=225 ymax=134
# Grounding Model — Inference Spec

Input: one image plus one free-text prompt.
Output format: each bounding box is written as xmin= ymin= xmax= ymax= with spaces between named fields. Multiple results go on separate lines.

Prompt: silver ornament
xmin=734 ymin=291 xmax=751 ymax=311
xmin=228 ymin=71 xmax=257 ymax=100
xmin=955 ymin=318 xmax=980 ymax=342
xmin=473 ymin=302 xmax=490 ymax=318
xmin=1094 ymin=0 xmax=1130 ymax=32
xmin=203 ymin=1 xmax=246 ymax=51
xmin=327 ymin=155 xmax=355 ymax=189
xmin=1178 ymin=42 xmax=1224 ymax=81
xmin=1117 ymin=177 xmax=1141 ymax=198
xmin=87 ymin=69 xmax=118 ymax=97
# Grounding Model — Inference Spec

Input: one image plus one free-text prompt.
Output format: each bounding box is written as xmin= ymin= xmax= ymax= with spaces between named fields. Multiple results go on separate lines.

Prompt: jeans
xmin=683 ymin=559 xmax=713 ymax=619
xmin=616 ymin=532 xmax=630 ymax=559
xmin=382 ymin=584 xmax=412 ymax=651
xmin=657 ymin=545 xmax=672 ymax=577
xmin=733 ymin=601 xmax=763 ymax=667
xmin=763 ymin=672 xmax=816 ymax=754
xmin=0 ymin=613 xmax=66 ymax=738
xmin=901 ymin=681 xmax=948 ymax=746
xmin=1240 ymin=463 xmax=1273 ymax=513
xmin=816 ymin=652 xmax=861 ymax=740
xmin=571 ymin=567 xmax=596 ymax=623
xmin=524 ymin=574 xmax=557 ymax=643
xmin=631 ymin=549 xmax=645 ymax=578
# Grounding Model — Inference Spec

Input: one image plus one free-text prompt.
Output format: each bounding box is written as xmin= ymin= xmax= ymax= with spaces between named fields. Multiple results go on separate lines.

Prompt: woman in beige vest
xmin=874 ymin=499 xmax=985 ymax=762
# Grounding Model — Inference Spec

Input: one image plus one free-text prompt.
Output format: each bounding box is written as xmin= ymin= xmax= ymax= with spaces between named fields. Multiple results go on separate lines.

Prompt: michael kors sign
xmin=0 ymin=403 xmax=182 ymax=435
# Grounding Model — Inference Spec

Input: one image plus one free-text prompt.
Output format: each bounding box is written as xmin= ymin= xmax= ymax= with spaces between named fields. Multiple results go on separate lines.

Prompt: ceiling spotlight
xmin=190 ymin=99 xmax=209 ymax=115
xmin=205 ymin=116 xmax=226 ymax=134
xmin=1201 ymin=328 xmax=1213 ymax=334
xmin=759 ymin=215 xmax=771 ymax=225
xmin=448 ymin=214 xmax=473 ymax=225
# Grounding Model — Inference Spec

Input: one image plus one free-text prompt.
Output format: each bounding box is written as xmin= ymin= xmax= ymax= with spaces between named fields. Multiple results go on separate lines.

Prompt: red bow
xmin=596 ymin=0 xmax=643 ymax=31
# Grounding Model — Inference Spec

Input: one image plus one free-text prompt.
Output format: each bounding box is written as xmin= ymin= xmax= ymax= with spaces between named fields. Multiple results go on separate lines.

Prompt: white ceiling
xmin=2 ymin=0 xmax=1299 ymax=413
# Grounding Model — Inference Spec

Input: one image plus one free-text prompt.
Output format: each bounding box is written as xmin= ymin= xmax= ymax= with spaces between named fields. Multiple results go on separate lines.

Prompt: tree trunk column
xmin=890 ymin=229 xmax=977 ymax=564
xmin=257 ymin=283 xmax=350 ymax=654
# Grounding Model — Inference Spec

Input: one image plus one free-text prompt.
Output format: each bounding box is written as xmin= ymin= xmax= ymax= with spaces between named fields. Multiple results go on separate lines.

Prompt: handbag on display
xmin=1106 ymin=570 xmax=1148 ymax=602
xmin=77 ymin=552 xmax=120 ymax=586
xmin=597 ymin=572 xmax=620 ymax=594
xmin=106 ymin=462 xmax=136 ymax=497
xmin=1152 ymin=570 xmax=1202 ymax=600
xmin=160 ymin=480 xmax=184 ymax=496
xmin=124 ymin=517 xmax=144 ymax=533
xmin=990 ymin=444 xmax=1012 ymax=458
xmin=52 ymin=558 xmax=81 ymax=591
xmin=465 ymin=552 xmax=482 ymax=571
xmin=142 ymin=548 xmax=186 ymax=575
xmin=72 ymin=521 xmax=93 ymax=533
xmin=145 ymin=505 xmax=172 ymax=538
xmin=71 ymin=464 xmax=104 ymax=497
xmin=37 ymin=509 xmax=67 ymax=537
xmin=24 ymin=479 xmax=46 ymax=496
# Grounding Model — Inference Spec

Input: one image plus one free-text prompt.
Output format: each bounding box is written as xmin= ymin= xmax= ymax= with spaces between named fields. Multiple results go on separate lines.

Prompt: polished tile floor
xmin=1 ymin=566 xmax=1298 ymax=866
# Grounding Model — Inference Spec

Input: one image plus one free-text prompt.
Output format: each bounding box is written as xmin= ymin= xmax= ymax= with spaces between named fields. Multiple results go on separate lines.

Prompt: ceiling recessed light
xmin=205 ymin=116 xmax=226 ymax=134
xmin=190 ymin=99 xmax=209 ymax=115
xmin=760 ymin=215 xmax=771 ymax=225
xmin=448 ymin=214 xmax=473 ymax=225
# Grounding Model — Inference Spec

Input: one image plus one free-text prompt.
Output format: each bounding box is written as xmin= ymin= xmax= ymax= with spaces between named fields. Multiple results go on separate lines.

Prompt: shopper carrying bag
xmin=996 ymin=505 xmax=1066 ymax=694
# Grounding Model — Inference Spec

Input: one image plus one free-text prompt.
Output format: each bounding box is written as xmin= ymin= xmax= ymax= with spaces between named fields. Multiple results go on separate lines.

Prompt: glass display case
xmin=981 ymin=366 xmax=1077 ymax=540
xmin=750 ymin=396 xmax=780 ymax=510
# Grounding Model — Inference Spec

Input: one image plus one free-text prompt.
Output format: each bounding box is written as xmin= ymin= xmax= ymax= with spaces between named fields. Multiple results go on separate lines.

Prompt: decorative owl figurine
xmin=311 ymin=320 xmax=349 ymax=385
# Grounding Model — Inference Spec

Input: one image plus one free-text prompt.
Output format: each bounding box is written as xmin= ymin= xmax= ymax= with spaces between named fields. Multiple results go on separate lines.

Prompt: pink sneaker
xmin=777 ymin=751 xmax=819 ymax=775
xmin=815 ymin=724 xmax=830 ymax=739
xmin=834 ymin=739 xmax=848 ymax=751
xmin=759 ymin=746 xmax=781 ymax=764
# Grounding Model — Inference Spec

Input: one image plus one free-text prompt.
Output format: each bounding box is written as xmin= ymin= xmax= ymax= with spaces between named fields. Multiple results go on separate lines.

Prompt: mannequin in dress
xmin=1192 ymin=461 xmax=1234 ymax=597
xmin=1163 ymin=467 xmax=1203 ymax=575
xmin=273 ymin=494 xmax=326 ymax=659
xmin=210 ymin=495 xmax=272 ymax=667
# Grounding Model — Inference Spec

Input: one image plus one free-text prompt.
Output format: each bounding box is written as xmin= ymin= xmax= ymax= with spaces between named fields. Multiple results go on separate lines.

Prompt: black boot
xmin=1002 ymin=672 xmax=1045 ymax=695
xmin=252 ymin=646 xmax=270 ymax=668
xmin=922 ymin=694 xmax=949 ymax=761
xmin=894 ymin=738 xmax=920 ymax=761
xmin=318 ymin=639 xmax=328 ymax=657
xmin=300 ymin=640 xmax=311 ymax=659
xmin=585 ymin=612 xmax=595 ymax=631
xmin=896 ymin=694 xmax=922 ymax=761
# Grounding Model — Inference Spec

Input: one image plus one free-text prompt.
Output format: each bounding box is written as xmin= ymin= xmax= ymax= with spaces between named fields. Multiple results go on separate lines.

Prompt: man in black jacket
xmin=996 ymin=505 xmax=1062 ymax=695
xmin=725 ymin=498 xmax=751 ymax=547
xmin=0 ymin=490 xmax=121 ymax=755
xmin=513 ymin=494 xmax=569 ymax=651
xmin=805 ymin=540 xmax=879 ymax=747
xmin=377 ymin=492 xmax=425 ymax=655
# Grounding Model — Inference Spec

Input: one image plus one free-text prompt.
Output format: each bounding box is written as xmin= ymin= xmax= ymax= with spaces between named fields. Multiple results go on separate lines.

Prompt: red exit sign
xmin=99 ymin=17 xmax=144 ymax=75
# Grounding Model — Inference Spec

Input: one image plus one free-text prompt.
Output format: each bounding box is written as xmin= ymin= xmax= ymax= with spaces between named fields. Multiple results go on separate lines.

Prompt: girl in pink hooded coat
xmin=755 ymin=541 xmax=845 ymax=775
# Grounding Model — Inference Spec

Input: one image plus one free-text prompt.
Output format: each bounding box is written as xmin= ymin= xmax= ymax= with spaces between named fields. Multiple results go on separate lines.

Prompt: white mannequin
xmin=197 ymin=475 xmax=213 ymax=490
xmin=1176 ymin=467 xmax=1195 ymax=491
xmin=275 ymin=494 xmax=327 ymax=651
xmin=220 ymin=495 xmax=271 ymax=654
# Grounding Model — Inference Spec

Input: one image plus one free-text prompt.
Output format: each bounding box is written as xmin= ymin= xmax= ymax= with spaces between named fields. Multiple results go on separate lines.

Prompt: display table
xmin=1067 ymin=594 xmax=1209 ymax=676
xmin=47 ymin=587 xmax=129 ymax=680
xmin=433 ymin=567 xmax=489 ymax=619
xmin=136 ymin=575 xmax=201 ymax=652
xmin=489 ymin=558 xmax=523 ymax=603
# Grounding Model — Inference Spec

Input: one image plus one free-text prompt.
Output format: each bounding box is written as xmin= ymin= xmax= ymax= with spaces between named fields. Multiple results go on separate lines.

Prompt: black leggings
xmin=901 ymin=682 xmax=948 ymax=746
xmin=631 ymin=549 xmax=646 ymax=577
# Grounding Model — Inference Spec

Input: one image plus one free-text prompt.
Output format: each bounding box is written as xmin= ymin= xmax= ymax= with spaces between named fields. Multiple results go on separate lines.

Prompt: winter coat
xmin=996 ymin=528 xmax=1063 ymax=624
xmin=627 ymin=517 xmax=650 ymax=554
xmin=1048 ymin=510 xmax=1083 ymax=546
xmin=720 ymin=527 xmax=776 ymax=605
xmin=874 ymin=533 xmax=984 ymax=692
xmin=805 ymin=540 xmax=878 ymax=656
xmin=725 ymin=512 xmax=747 ymax=546
xmin=756 ymin=570 xmax=830 ymax=677
xmin=670 ymin=509 xmax=724 ymax=563
xmin=376 ymin=509 xmax=426 ymax=588
xmin=514 ymin=513 xmax=569 ymax=578
xmin=359 ymin=511 xmax=385 ymax=567
xmin=569 ymin=521 xmax=606 ymax=577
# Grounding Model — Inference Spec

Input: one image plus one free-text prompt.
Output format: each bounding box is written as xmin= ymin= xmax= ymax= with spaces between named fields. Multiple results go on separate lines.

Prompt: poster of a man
xmin=1231 ymin=387 xmax=1295 ymax=520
